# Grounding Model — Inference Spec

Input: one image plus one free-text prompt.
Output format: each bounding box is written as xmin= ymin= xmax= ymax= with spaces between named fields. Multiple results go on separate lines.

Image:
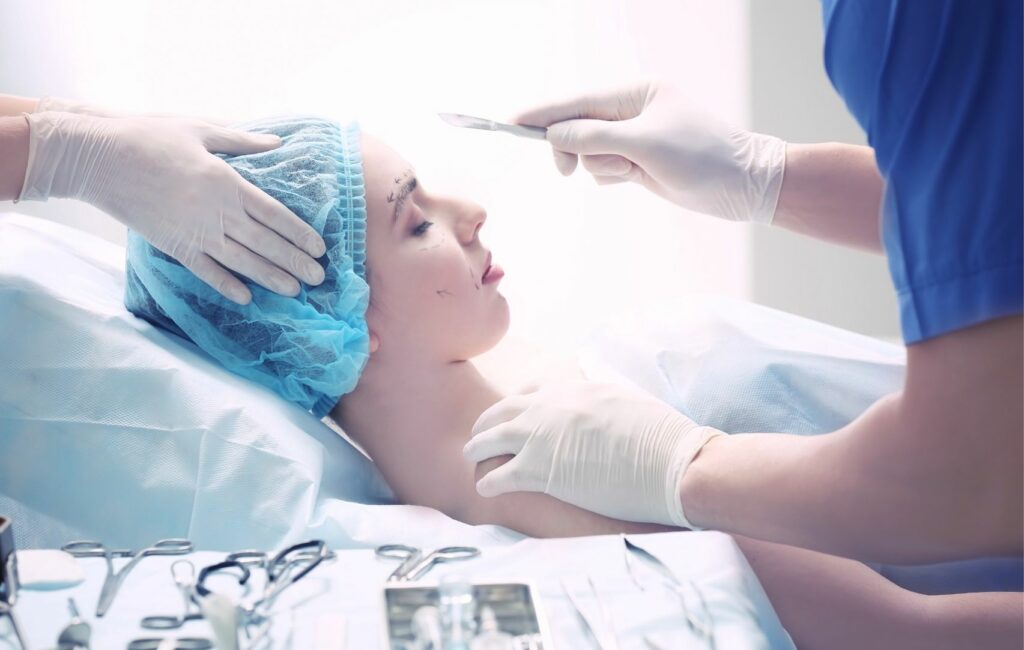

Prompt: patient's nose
xmin=456 ymin=201 xmax=487 ymax=244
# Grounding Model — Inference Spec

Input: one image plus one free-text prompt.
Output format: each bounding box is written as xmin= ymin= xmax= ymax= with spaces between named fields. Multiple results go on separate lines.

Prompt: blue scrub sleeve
xmin=821 ymin=0 xmax=1022 ymax=343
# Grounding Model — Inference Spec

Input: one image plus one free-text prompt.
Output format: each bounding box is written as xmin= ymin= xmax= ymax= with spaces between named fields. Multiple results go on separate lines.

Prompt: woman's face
xmin=361 ymin=133 xmax=509 ymax=361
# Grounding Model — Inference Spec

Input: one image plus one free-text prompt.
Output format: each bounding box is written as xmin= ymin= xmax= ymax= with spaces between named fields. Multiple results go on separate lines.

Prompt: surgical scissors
xmin=375 ymin=544 xmax=480 ymax=582
xmin=62 ymin=538 xmax=193 ymax=617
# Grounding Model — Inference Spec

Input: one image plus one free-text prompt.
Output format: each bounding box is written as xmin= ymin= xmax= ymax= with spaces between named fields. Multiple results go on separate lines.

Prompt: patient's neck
xmin=331 ymin=343 xmax=502 ymax=497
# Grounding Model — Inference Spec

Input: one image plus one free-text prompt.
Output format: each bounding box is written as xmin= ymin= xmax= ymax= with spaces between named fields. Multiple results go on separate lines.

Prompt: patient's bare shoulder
xmin=473 ymin=336 xmax=585 ymax=396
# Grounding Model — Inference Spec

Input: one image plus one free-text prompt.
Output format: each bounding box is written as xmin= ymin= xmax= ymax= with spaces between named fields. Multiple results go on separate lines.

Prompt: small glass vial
xmin=439 ymin=574 xmax=477 ymax=650
xmin=469 ymin=606 xmax=515 ymax=650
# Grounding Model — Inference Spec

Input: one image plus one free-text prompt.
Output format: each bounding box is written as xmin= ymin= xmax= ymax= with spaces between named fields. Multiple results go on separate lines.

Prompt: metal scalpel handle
xmin=0 ymin=602 xmax=27 ymax=650
xmin=0 ymin=517 xmax=28 ymax=650
xmin=438 ymin=112 xmax=548 ymax=140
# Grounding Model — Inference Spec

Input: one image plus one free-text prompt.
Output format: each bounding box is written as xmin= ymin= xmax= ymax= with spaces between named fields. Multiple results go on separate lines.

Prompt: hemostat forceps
xmin=62 ymin=538 xmax=194 ymax=617
xmin=141 ymin=560 xmax=203 ymax=630
xmin=375 ymin=544 xmax=480 ymax=582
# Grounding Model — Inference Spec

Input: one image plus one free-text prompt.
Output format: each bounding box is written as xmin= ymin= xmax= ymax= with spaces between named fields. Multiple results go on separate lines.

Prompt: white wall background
xmin=5 ymin=1 xmax=902 ymax=346
xmin=749 ymin=0 xmax=899 ymax=339
xmin=0 ymin=0 xmax=753 ymax=349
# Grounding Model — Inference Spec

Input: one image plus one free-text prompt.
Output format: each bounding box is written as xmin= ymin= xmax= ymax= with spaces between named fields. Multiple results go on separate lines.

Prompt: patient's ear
xmin=369 ymin=330 xmax=381 ymax=353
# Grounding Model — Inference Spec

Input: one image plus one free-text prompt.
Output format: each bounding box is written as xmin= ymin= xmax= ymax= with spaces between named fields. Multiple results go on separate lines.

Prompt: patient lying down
xmin=333 ymin=135 xmax=1020 ymax=650
xmin=126 ymin=120 xmax=1020 ymax=650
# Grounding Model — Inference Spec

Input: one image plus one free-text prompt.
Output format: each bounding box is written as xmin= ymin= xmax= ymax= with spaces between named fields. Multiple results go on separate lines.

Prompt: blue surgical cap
xmin=125 ymin=116 xmax=370 ymax=417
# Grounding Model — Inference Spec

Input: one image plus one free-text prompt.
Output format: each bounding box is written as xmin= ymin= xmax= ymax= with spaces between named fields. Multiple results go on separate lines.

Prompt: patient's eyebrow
xmin=389 ymin=176 xmax=418 ymax=227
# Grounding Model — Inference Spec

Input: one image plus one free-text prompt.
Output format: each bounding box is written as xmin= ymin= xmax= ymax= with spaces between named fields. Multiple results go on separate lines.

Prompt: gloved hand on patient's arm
xmin=18 ymin=105 xmax=328 ymax=305
xmin=514 ymin=81 xmax=787 ymax=224
xmin=464 ymin=381 xmax=725 ymax=529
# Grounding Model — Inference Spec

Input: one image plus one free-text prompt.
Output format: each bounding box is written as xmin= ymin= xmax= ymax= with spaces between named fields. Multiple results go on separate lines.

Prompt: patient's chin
xmin=485 ymin=297 xmax=512 ymax=347
xmin=458 ymin=301 xmax=511 ymax=359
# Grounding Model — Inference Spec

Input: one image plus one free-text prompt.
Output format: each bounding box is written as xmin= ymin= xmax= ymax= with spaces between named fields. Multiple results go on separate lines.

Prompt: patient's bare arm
xmin=460 ymin=455 xmax=668 ymax=537
xmin=433 ymin=453 xmax=1022 ymax=650
xmin=377 ymin=429 xmax=664 ymax=537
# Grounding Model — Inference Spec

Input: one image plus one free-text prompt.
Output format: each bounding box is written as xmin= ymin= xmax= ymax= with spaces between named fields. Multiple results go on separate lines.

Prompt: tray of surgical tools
xmin=1 ymin=523 xmax=793 ymax=649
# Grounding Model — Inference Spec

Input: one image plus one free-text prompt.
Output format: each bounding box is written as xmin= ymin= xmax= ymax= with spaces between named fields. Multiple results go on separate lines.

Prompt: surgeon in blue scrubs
xmin=468 ymin=0 xmax=1022 ymax=594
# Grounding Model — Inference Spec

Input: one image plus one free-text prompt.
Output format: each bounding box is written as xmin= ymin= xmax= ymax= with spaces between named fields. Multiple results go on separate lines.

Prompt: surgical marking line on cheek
xmin=468 ymin=265 xmax=480 ymax=290
xmin=418 ymin=232 xmax=446 ymax=252
xmin=436 ymin=289 xmax=455 ymax=298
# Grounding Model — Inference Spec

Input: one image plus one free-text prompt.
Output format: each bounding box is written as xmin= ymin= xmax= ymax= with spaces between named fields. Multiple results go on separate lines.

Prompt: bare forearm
xmin=464 ymin=454 xmax=667 ymax=537
xmin=466 ymin=458 xmax=1022 ymax=648
xmin=737 ymin=535 xmax=1024 ymax=650
xmin=682 ymin=316 xmax=1024 ymax=564
xmin=683 ymin=397 xmax=1019 ymax=564
xmin=773 ymin=143 xmax=884 ymax=252
xmin=920 ymin=591 xmax=1024 ymax=650
xmin=0 ymin=116 xmax=30 ymax=200
xmin=0 ymin=94 xmax=40 ymax=117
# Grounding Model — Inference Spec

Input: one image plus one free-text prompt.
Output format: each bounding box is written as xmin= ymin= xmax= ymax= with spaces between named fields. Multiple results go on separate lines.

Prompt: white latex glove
xmin=464 ymin=381 xmax=724 ymax=528
xmin=35 ymin=96 xmax=230 ymax=125
xmin=514 ymin=81 xmax=787 ymax=224
xmin=19 ymin=111 xmax=327 ymax=304
xmin=35 ymin=95 xmax=128 ymax=118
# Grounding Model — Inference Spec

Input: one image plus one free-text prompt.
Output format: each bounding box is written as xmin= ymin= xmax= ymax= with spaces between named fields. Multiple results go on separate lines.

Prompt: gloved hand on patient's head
xmin=18 ymin=106 xmax=328 ymax=305
xmin=34 ymin=95 xmax=235 ymax=126
xmin=514 ymin=81 xmax=787 ymax=224
xmin=124 ymin=116 xmax=371 ymax=417
xmin=464 ymin=380 xmax=724 ymax=529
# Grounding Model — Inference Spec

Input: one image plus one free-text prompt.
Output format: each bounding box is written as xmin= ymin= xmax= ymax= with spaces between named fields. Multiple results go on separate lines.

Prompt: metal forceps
xmin=62 ymin=538 xmax=193 ymax=616
xmin=196 ymin=540 xmax=333 ymax=647
xmin=141 ymin=560 xmax=203 ymax=630
xmin=254 ymin=540 xmax=333 ymax=612
xmin=375 ymin=544 xmax=480 ymax=582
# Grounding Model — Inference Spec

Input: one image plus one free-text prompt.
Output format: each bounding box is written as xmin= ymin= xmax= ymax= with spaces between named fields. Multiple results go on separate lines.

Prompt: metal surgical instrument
xmin=438 ymin=112 xmax=548 ymax=141
xmin=56 ymin=597 xmax=91 ymax=649
xmin=375 ymin=544 xmax=480 ymax=582
xmin=622 ymin=536 xmax=715 ymax=648
xmin=561 ymin=577 xmax=622 ymax=650
xmin=1 ymin=517 xmax=26 ymax=650
xmin=141 ymin=561 xmax=203 ymax=630
xmin=196 ymin=540 xmax=333 ymax=647
xmin=126 ymin=637 xmax=212 ymax=650
xmin=62 ymin=538 xmax=194 ymax=617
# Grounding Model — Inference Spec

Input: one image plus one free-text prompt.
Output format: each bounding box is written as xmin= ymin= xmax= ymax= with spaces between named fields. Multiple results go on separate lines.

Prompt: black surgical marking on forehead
xmin=390 ymin=176 xmax=418 ymax=226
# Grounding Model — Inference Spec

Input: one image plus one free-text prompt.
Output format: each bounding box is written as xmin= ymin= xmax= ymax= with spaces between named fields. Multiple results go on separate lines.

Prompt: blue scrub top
xmin=820 ymin=0 xmax=1022 ymax=343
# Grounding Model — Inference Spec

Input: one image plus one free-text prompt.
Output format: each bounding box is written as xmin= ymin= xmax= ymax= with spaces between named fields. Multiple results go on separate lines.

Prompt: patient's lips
xmin=481 ymin=252 xmax=504 ymax=285
xmin=482 ymin=263 xmax=504 ymax=284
